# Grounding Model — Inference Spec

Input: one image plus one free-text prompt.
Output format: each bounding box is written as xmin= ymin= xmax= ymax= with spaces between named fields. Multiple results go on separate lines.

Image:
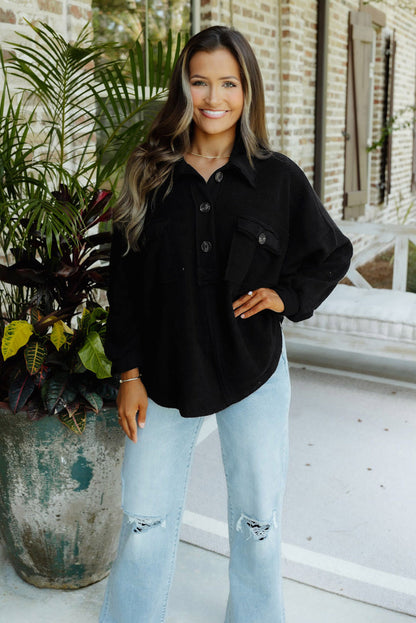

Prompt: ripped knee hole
xmin=126 ymin=515 xmax=166 ymax=533
xmin=236 ymin=511 xmax=278 ymax=541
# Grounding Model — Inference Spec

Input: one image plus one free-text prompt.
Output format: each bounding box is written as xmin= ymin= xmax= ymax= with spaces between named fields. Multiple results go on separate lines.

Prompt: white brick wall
xmin=323 ymin=1 xmax=416 ymax=223
xmin=200 ymin=0 xmax=281 ymax=152
xmin=0 ymin=0 xmax=90 ymax=48
xmin=1 ymin=0 xmax=416 ymax=224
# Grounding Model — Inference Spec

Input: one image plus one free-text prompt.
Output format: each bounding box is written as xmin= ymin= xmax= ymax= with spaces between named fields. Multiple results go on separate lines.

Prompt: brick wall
xmin=201 ymin=0 xmax=318 ymax=174
xmin=2 ymin=0 xmax=416 ymax=224
xmin=203 ymin=0 xmax=416 ymax=224
xmin=279 ymin=0 xmax=318 ymax=175
xmin=200 ymin=0 xmax=281 ymax=154
xmin=324 ymin=1 xmax=416 ymax=223
xmin=0 ymin=0 xmax=91 ymax=49
xmin=384 ymin=4 xmax=416 ymax=225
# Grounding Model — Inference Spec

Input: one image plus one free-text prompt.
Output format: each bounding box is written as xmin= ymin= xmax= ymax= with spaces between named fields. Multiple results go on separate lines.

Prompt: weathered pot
xmin=0 ymin=406 xmax=125 ymax=588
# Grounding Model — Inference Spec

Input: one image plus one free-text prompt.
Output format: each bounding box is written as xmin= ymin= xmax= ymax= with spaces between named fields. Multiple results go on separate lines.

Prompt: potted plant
xmin=0 ymin=21 xmax=182 ymax=588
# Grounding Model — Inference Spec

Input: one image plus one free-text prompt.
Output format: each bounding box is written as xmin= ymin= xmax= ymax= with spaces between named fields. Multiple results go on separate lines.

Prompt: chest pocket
xmin=225 ymin=216 xmax=281 ymax=285
xmin=141 ymin=219 xmax=180 ymax=283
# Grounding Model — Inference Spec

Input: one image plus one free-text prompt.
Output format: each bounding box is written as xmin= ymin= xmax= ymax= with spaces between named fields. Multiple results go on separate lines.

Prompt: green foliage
xmin=50 ymin=321 xmax=68 ymax=351
xmin=0 ymin=305 xmax=117 ymax=428
xmin=407 ymin=242 xmax=416 ymax=294
xmin=0 ymin=20 xmax=183 ymax=259
xmin=0 ymin=20 xmax=183 ymax=432
xmin=58 ymin=405 xmax=87 ymax=435
xmin=24 ymin=341 xmax=47 ymax=375
xmin=368 ymin=105 xmax=416 ymax=152
xmin=91 ymin=0 xmax=190 ymax=69
xmin=78 ymin=332 xmax=112 ymax=379
xmin=8 ymin=372 xmax=35 ymax=413
xmin=1 ymin=321 xmax=34 ymax=360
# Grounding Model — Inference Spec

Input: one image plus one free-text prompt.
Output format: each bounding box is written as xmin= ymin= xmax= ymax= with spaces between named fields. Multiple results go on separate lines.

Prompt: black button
xmin=199 ymin=202 xmax=211 ymax=213
xmin=201 ymin=240 xmax=212 ymax=253
xmin=214 ymin=171 xmax=223 ymax=183
xmin=258 ymin=232 xmax=267 ymax=245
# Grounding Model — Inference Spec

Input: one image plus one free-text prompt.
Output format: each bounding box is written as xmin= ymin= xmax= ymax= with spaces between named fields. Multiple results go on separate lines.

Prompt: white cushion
xmin=298 ymin=284 xmax=416 ymax=343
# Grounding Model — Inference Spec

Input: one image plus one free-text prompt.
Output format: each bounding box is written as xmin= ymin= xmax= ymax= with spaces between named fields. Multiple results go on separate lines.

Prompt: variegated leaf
xmin=9 ymin=372 xmax=35 ymax=413
xmin=50 ymin=320 xmax=67 ymax=351
xmin=24 ymin=341 xmax=47 ymax=375
xmin=1 ymin=321 xmax=34 ymax=360
xmin=79 ymin=387 xmax=103 ymax=413
xmin=58 ymin=403 xmax=87 ymax=434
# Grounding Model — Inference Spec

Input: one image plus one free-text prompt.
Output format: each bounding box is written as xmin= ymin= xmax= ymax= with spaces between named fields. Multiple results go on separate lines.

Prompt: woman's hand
xmin=117 ymin=376 xmax=148 ymax=443
xmin=233 ymin=287 xmax=284 ymax=319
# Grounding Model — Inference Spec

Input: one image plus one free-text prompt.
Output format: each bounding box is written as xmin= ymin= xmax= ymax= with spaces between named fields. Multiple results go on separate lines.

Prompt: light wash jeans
xmin=99 ymin=343 xmax=291 ymax=623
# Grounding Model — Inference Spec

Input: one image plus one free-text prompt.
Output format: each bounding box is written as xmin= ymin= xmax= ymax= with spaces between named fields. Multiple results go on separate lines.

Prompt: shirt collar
xmin=228 ymin=132 xmax=257 ymax=188
xmin=174 ymin=130 xmax=257 ymax=188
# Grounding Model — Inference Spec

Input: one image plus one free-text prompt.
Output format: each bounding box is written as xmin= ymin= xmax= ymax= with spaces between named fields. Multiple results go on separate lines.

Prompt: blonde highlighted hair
xmin=116 ymin=25 xmax=271 ymax=250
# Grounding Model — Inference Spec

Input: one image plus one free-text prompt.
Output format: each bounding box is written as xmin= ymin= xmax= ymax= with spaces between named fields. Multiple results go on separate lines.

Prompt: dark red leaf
xmin=9 ymin=373 xmax=35 ymax=413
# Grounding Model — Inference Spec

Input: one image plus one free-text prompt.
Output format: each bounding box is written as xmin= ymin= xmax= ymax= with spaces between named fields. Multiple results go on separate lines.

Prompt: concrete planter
xmin=0 ymin=405 xmax=124 ymax=589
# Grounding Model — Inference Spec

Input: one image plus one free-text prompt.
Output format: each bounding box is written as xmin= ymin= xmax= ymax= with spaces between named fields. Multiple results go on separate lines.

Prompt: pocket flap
xmin=236 ymin=217 xmax=280 ymax=255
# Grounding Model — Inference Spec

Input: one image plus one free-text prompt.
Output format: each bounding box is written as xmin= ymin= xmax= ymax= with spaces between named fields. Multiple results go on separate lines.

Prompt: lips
xmin=200 ymin=109 xmax=228 ymax=119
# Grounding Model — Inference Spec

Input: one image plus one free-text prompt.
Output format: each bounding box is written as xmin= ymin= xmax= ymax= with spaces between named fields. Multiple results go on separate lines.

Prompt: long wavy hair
xmin=116 ymin=25 xmax=271 ymax=250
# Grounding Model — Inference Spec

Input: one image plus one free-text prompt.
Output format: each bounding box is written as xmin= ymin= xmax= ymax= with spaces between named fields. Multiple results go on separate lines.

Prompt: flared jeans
xmin=99 ymin=344 xmax=291 ymax=623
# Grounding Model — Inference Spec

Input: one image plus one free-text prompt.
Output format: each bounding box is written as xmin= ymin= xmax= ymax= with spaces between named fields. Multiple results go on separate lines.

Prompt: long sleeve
xmin=275 ymin=165 xmax=353 ymax=322
xmin=104 ymin=225 xmax=143 ymax=374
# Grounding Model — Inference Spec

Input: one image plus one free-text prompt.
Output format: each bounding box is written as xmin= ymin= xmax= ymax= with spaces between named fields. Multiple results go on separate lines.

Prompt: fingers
xmin=119 ymin=413 xmax=137 ymax=443
xmin=233 ymin=288 xmax=285 ymax=318
xmin=233 ymin=289 xmax=262 ymax=318
xmin=236 ymin=298 xmax=266 ymax=319
xmin=119 ymin=405 xmax=148 ymax=443
xmin=137 ymin=404 xmax=147 ymax=430
xmin=232 ymin=290 xmax=256 ymax=313
xmin=116 ymin=382 xmax=148 ymax=443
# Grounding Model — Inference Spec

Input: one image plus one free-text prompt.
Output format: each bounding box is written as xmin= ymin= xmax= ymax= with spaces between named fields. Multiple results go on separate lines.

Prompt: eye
xmin=191 ymin=80 xmax=207 ymax=87
xmin=223 ymin=81 xmax=237 ymax=88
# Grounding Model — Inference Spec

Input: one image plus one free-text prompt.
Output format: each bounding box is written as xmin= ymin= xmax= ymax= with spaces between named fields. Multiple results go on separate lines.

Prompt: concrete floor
xmin=0 ymin=540 xmax=414 ymax=623
xmin=1 ymin=347 xmax=414 ymax=622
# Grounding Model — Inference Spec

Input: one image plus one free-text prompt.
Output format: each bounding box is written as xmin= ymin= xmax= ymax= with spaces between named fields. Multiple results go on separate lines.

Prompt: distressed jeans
xmin=99 ymin=342 xmax=291 ymax=623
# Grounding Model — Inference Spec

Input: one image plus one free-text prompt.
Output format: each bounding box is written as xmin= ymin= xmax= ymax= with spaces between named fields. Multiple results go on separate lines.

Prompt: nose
xmin=205 ymin=85 xmax=220 ymax=106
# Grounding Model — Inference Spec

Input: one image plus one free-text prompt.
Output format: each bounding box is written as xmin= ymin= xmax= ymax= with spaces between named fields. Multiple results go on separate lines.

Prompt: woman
xmin=100 ymin=25 xmax=352 ymax=623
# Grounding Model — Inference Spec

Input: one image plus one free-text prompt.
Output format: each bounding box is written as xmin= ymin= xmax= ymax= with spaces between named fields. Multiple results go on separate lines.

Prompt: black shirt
xmin=105 ymin=138 xmax=353 ymax=417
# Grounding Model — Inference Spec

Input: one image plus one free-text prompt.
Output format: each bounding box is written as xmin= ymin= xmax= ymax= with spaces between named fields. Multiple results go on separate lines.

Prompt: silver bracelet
xmin=119 ymin=375 xmax=141 ymax=384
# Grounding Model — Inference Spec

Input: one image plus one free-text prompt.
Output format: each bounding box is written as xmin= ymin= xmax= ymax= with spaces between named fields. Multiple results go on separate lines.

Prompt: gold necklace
xmin=188 ymin=152 xmax=231 ymax=160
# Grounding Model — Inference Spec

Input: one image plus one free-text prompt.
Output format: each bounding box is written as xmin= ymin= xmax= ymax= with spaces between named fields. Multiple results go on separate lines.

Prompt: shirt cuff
xmin=110 ymin=351 xmax=143 ymax=376
xmin=275 ymin=286 xmax=300 ymax=319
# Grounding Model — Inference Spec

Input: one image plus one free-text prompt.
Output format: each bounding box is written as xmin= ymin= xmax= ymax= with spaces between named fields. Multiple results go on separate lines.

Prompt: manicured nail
xmin=241 ymin=314 xmax=245 ymax=318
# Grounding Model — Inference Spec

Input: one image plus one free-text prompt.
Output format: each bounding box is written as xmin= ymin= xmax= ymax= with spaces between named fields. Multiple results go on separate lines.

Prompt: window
xmin=92 ymin=0 xmax=192 ymax=65
xmin=91 ymin=0 xmax=193 ymax=182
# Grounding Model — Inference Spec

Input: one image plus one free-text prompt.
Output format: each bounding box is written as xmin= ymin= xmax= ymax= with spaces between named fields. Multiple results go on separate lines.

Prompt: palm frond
xmin=1 ymin=21 xmax=185 ymax=258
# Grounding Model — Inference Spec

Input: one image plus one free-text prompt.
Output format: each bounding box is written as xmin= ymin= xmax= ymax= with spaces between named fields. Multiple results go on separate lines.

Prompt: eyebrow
xmin=190 ymin=74 xmax=240 ymax=81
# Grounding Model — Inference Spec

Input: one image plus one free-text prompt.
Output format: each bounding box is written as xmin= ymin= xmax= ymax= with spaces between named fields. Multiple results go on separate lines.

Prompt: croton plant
xmin=0 ymin=21 xmax=183 ymax=432
xmin=0 ymin=187 xmax=118 ymax=434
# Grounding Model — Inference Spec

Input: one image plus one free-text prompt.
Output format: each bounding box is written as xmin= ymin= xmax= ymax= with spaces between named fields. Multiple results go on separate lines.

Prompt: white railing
xmin=335 ymin=221 xmax=416 ymax=292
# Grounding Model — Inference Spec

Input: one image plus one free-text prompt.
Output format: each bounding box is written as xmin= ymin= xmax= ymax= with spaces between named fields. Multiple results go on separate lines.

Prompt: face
xmin=189 ymin=48 xmax=244 ymax=143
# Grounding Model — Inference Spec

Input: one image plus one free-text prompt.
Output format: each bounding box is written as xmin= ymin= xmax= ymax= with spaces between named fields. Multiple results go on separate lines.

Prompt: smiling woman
xmin=100 ymin=25 xmax=353 ymax=623
xmin=185 ymin=48 xmax=245 ymax=180
xmin=189 ymin=49 xmax=244 ymax=146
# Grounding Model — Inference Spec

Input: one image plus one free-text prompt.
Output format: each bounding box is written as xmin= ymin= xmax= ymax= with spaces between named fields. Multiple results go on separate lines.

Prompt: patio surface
xmin=0 ymin=539 xmax=415 ymax=623
xmin=0 ymin=348 xmax=415 ymax=622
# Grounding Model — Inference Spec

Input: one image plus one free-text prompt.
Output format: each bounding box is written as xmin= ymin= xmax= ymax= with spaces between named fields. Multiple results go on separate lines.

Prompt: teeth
xmin=202 ymin=110 xmax=227 ymax=118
